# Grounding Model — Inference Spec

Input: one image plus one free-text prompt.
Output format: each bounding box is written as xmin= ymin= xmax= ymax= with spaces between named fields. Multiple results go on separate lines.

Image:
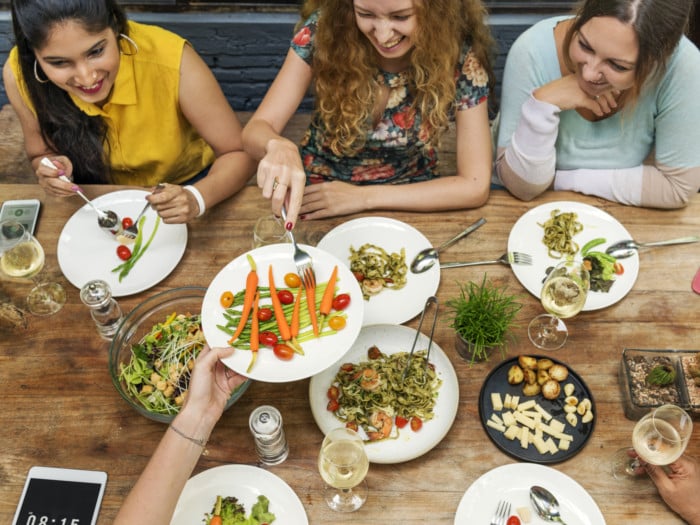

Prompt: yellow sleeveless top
xmin=9 ymin=21 xmax=215 ymax=185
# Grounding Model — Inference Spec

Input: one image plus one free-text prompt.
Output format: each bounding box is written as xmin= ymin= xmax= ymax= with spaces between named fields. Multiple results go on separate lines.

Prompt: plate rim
xmin=201 ymin=243 xmax=364 ymax=383
xmin=507 ymin=200 xmax=639 ymax=311
xmin=308 ymin=323 xmax=459 ymax=464
xmin=317 ymin=216 xmax=440 ymax=326
xmin=477 ymin=354 xmax=596 ymax=464
xmin=56 ymin=189 xmax=187 ymax=297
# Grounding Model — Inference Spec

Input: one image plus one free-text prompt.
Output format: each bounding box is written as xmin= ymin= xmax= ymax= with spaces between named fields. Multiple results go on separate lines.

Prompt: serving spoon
xmin=530 ymin=485 xmax=568 ymax=524
xmin=605 ymin=235 xmax=699 ymax=259
xmin=410 ymin=217 xmax=486 ymax=274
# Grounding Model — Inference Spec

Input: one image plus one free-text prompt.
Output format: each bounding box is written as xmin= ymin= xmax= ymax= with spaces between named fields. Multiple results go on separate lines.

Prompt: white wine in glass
xmin=612 ymin=404 xmax=693 ymax=483
xmin=318 ymin=427 xmax=369 ymax=512
xmin=0 ymin=220 xmax=66 ymax=316
xmin=528 ymin=259 xmax=589 ymax=350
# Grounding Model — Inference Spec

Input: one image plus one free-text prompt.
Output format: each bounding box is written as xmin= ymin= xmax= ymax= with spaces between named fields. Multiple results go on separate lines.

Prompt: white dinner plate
xmin=171 ymin=464 xmax=308 ymax=525
xmin=202 ymin=244 xmax=364 ymax=383
xmin=57 ymin=190 xmax=187 ymax=297
xmin=507 ymin=201 xmax=639 ymax=310
xmin=317 ymin=217 xmax=440 ymax=325
xmin=454 ymin=463 xmax=606 ymax=525
xmin=309 ymin=324 xmax=459 ymax=464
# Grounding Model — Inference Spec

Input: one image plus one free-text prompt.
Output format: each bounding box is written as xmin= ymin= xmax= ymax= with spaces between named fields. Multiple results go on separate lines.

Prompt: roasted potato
xmin=518 ymin=355 xmax=538 ymax=370
xmin=541 ymin=379 xmax=561 ymax=400
xmin=536 ymin=358 xmax=554 ymax=370
xmin=522 ymin=382 xmax=541 ymax=397
xmin=549 ymin=364 xmax=569 ymax=382
xmin=523 ymin=368 xmax=537 ymax=385
xmin=507 ymin=365 xmax=524 ymax=385
xmin=537 ymin=368 xmax=551 ymax=385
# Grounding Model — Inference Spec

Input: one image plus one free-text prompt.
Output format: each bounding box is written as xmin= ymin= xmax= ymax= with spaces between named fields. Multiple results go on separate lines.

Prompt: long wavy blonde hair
xmin=299 ymin=0 xmax=495 ymax=156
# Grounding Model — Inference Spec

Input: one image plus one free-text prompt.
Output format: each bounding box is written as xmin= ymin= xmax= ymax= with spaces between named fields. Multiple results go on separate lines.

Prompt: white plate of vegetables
xmin=171 ymin=464 xmax=308 ymax=525
xmin=201 ymin=244 xmax=364 ymax=383
xmin=57 ymin=190 xmax=187 ymax=297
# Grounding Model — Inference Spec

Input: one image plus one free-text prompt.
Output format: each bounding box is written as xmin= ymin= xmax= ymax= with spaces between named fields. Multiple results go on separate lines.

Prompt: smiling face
xmin=568 ymin=16 xmax=638 ymax=97
xmin=34 ymin=20 xmax=120 ymax=106
xmin=353 ymin=0 xmax=418 ymax=71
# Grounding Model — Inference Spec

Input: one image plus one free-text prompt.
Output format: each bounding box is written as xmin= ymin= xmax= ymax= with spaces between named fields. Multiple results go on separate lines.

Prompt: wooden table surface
xmin=1 ymin=184 xmax=699 ymax=524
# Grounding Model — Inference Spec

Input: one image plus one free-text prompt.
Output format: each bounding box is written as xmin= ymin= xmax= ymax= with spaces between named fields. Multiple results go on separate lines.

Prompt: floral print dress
xmin=291 ymin=11 xmax=490 ymax=185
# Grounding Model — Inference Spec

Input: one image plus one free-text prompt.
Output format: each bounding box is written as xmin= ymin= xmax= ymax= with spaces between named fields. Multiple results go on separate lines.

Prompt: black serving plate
xmin=478 ymin=355 xmax=596 ymax=464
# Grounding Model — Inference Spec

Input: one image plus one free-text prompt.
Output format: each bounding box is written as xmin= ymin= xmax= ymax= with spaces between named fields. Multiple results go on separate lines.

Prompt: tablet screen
xmin=14 ymin=478 xmax=103 ymax=525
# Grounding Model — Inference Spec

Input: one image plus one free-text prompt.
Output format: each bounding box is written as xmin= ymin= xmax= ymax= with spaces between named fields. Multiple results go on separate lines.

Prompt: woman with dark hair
xmin=242 ymin=0 xmax=495 ymax=226
xmin=495 ymin=0 xmax=700 ymax=209
xmin=3 ymin=0 xmax=256 ymax=223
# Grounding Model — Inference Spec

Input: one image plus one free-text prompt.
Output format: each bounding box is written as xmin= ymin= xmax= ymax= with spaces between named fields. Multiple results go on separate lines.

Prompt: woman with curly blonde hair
xmin=243 ymin=0 xmax=495 ymax=227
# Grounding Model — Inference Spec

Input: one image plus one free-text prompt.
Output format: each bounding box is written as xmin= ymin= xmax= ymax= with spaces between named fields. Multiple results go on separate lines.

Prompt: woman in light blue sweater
xmin=495 ymin=0 xmax=700 ymax=209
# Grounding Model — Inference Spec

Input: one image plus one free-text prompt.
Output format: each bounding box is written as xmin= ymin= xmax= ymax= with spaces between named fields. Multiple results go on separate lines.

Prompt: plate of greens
xmin=57 ymin=190 xmax=187 ymax=297
xmin=507 ymin=201 xmax=639 ymax=310
xmin=171 ymin=464 xmax=308 ymax=524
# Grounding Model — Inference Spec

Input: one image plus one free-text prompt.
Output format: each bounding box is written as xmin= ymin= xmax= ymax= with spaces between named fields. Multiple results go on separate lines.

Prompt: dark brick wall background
xmin=0 ymin=11 xmax=553 ymax=111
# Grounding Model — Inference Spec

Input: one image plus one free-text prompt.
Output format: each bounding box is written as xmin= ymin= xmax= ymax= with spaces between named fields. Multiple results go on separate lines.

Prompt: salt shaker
xmin=79 ymin=279 xmax=123 ymax=340
xmin=249 ymin=405 xmax=289 ymax=466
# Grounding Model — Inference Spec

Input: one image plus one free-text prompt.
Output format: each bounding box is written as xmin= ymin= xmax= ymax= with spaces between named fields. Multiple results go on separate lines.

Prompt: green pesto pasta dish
xmin=325 ymin=345 xmax=442 ymax=442
xmin=349 ymin=243 xmax=408 ymax=300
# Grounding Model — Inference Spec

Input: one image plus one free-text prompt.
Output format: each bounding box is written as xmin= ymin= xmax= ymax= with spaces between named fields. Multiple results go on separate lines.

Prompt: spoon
xmin=410 ymin=217 xmax=486 ymax=273
xmin=530 ymin=485 xmax=568 ymax=524
xmin=40 ymin=157 xmax=122 ymax=233
xmin=605 ymin=235 xmax=699 ymax=259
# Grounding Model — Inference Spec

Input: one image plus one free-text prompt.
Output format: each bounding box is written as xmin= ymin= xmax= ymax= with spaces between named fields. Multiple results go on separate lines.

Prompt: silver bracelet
xmin=169 ymin=423 xmax=207 ymax=448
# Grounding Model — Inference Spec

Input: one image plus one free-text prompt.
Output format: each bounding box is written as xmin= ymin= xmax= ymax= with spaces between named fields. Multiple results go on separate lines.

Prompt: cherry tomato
xmin=352 ymin=271 xmax=364 ymax=282
xmin=277 ymin=290 xmax=294 ymax=305
xmin=328 ymin=316 xmax=346 ymax=331
xmin=331 ymin=293 xmax=351 ymax=311
xmin=507 ymin=517 xmax=521 ymax=525
xmin=345 ymin=421 xmax=358 ymax=432
xmin=410 ymin=416 xmax=423 ymax=432
xmin=614 ymin=262 xmax=625 ymax=275
xmin=284 ymin=272 xmax=301 ymax=288
xmin=395 ymin=416 xmax=408 ymax=429
xmin=327 ymin=399 xmax=340 ymax=412
xmin=259 ymin=331 xmax=278 ymax=347
xmin=257 ymin=307 xmax=273 ymax=322
xmin=219 ymin=290 xmax=234 ymax=308
xmin=273 ymin=343 xmax=294 ymax=361
xmin=327 ymin=386 xmax=340 ymax=400
xmin=116 ymin=245 xmax=132 ymax=261
xmin=121 ymin=217 xmax=133 ymax=229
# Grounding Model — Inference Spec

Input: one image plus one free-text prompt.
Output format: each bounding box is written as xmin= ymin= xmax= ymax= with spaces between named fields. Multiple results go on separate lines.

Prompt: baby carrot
xmin=291 ymin=286 xmax=302 ymax=338
xmin=210 ymin=496 xmax=223 ymax=525
xmin=268 ymin=264 xmax=291 ymax=341
xmin=246 ymin=291 xmax=260 ymax=373
xmin=227 ymin=254 xmax=258 ymax=344
xmin=318 ymin=265 xmax=338 ymax=332
xmin=306 ymin=281 xmax=319 ymax=338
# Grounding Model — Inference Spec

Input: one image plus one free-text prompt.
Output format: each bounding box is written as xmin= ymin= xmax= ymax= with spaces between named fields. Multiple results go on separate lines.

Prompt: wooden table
xmin=1 ymin=184 xmax=698 ymax=524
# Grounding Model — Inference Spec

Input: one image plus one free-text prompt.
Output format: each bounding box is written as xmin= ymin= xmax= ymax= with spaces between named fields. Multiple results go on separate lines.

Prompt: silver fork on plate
xmin=280 ymin=206 xmax=316 ymax=289
xmin=440 ymin=252 xmax=533 ymax=269
xmin=121 ymin=184 xmax=165 ymax=241
xmin=490 ymin=500 xmax=511 ymax=525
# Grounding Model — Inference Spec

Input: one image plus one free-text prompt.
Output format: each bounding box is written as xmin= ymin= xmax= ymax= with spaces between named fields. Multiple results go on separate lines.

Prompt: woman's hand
xmin=146 ymin=183 xmax=200 ymax=223
xmin=256 ymin=138 xmax=306 ymax=228
xmin=644 ymin=455 xmax=700 ymax=525
xmin=35 ymin=155 xmax=76 ymax=197
xmin=533 ymin=74 xmax=619 ymax=117
xmin=301 ymin=181 xmax=367 ymax=219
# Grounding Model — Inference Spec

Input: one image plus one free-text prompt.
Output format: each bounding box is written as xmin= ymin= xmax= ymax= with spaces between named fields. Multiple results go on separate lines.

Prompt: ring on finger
xmin=272 ymin=178 xmax=280 ymax=191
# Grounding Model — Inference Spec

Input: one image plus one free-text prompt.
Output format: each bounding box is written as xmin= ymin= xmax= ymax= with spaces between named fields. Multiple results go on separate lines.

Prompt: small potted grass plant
xmin=446 ymin=275 xmax=522 ymax=364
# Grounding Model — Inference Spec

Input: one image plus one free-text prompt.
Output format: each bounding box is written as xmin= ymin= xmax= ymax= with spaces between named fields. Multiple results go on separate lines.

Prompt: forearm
xmin=242 ymin=119 xmax=293 ymax=161
xmin=114 ymin=409 xmax=217 ymax=525
xmin=193 ymin=151 xmax=257 ymax=211
xmin=496 ymin=95 xmax=560 ymax=200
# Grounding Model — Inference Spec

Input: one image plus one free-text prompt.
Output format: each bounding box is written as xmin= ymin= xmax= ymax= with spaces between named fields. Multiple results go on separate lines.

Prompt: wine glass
xmin=612 ymin=404 xmax=693 ymax=484
xmin=528 ymin=258 xmax=590 ymax=350
xmin=0 ymin=220 xmax=66 ymax=316
xmin=318 ymin=427 xmax=369 ymax=512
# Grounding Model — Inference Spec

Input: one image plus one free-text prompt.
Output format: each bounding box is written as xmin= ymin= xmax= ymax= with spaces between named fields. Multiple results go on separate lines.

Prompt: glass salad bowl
xmin=109 ymin=286 xmax=251 ymax=423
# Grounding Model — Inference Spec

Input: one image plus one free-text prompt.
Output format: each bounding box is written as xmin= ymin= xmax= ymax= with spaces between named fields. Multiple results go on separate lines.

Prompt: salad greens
xmin=581 ymin=238 xmax=620 ymax=292
xmin=205 ymin=495 xmax=275 ymax=525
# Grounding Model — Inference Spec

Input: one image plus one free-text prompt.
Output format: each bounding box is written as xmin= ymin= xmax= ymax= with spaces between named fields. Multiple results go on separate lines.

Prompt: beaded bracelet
xmin=169 ymin=423 xmax=207 ymax=449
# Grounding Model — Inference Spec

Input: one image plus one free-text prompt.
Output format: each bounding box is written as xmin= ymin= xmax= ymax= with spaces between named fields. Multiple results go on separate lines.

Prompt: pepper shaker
xmin=79 ymin=279 xmax=123 ymax=340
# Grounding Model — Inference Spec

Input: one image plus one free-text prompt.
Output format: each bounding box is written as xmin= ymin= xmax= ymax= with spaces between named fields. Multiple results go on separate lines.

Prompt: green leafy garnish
xmin=111 ymin=215 xmax=161 ymax=282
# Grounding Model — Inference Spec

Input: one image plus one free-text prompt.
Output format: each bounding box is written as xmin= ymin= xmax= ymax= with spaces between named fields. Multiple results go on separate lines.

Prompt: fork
xmin=439 ymin=252 xmax=533 ymax=269
xmin=121 ymin=184 xmax=164 ymax=240
xmin=490 ymin=500 xmax=511 ymax=525
xmin=280 ymin=205 xmax=316 ymax=289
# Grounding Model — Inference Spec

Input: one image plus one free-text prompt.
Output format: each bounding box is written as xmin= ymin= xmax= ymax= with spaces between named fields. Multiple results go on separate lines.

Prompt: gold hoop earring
xmin=119 ymin=33 xmax=138 ymax=56
xmin=33 ymin=60 xmax=49 ymax=84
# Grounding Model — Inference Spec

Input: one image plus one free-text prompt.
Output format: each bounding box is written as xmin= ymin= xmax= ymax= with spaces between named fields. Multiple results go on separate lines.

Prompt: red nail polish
xmin=285 ymin=222 xmax=293 ymax=231
xmin=58 ymin=170 xmax=65 ymax=176
xmin=300 ymin=214 xmax=307 ymax=220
